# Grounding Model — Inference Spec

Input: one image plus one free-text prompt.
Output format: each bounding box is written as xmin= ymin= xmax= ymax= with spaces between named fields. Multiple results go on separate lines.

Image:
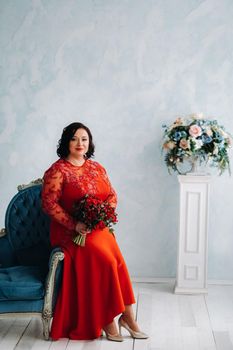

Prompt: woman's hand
xmin=75 ymin=222 xmax=90 ymax=236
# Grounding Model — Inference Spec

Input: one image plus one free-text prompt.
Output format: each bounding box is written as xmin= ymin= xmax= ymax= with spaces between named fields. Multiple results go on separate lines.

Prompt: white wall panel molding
xmin=132 ymin=277 xmax=233 ymax=286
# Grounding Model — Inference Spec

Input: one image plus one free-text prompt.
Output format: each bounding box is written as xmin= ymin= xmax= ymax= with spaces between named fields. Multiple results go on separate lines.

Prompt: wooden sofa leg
xmin=42 ymin=310 xmax=52 ymax=340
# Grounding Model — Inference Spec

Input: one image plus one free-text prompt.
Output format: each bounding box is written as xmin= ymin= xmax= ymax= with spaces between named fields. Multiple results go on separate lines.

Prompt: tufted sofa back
xmin=1 ymin=184 xmax=51 ymax=269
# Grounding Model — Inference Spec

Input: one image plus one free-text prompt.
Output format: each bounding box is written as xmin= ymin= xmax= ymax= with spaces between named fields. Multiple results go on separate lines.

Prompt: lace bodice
xmin=41 ymin=159 xmax=117 ymax=231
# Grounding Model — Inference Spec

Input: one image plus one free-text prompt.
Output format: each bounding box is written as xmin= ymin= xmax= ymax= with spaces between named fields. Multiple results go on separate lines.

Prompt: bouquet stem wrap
xmin=73 ymin=232 xmax=87 ymax=247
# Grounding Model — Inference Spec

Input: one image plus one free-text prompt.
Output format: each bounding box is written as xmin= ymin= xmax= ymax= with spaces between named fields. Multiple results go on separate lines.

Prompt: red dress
xmin=41 ymin=158 xmax=135 ymax=340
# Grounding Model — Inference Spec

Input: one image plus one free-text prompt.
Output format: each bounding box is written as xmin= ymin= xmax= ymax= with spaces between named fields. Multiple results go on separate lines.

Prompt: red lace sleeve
xmin=41 ymin=166 xmax=76 ymax=231
xmin=100 ymin=164 xmax=118 ymax=208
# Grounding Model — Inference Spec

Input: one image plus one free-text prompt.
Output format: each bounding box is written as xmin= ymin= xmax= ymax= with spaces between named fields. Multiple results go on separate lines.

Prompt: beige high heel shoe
xmin=103 ymin=329 xmax=123 ymax=342
xmin=118 ymin=315 xmax=149 ymax=339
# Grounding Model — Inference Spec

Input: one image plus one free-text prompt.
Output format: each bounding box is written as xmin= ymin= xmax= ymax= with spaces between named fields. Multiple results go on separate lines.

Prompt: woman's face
xmin=69 ymin=128 xmax=89 ymax=158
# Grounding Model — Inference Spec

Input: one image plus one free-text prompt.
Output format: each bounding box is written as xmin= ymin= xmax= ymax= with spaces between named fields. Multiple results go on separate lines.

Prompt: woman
xmin=42 ymin=122 xmax=148 ymax=341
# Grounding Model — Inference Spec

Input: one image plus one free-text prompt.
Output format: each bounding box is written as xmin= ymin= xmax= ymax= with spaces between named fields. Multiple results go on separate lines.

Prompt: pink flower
xmin=226 ymin=137 xmax=232 ymax=146
xmin=163 ymin=141 xmax=176 ymax=150
xmin=179 ymin=138 xmax=190 ymax=149
xmin=189 ymin=125 xmax=202 ymax=138
xmin=205 ymin=127 xmax=213 ymax=137
xmin=174 ymin=117 xmax=183 ymax=125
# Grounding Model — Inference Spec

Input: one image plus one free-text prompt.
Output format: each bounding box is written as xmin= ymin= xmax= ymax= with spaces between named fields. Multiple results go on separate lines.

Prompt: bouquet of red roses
xmin=72 ymin=194 xmax=118 ymax=246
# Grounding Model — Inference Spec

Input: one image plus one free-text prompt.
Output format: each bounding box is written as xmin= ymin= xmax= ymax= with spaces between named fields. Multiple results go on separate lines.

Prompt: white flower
xmin=219 ymin=128 xmax=228 ymax=139
xmin=213 ymin=144 xmax=219 ymax=155
xmin=193 ymin=138 xmax=203 ymax=150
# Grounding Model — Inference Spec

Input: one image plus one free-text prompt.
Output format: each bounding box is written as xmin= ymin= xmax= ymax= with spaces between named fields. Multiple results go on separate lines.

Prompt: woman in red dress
xmin=42 ymin=122 xmax=148 ymax=341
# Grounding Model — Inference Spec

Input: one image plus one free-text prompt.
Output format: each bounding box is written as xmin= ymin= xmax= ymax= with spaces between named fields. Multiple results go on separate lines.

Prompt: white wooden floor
xmin=1 ymin=282 xmax=233 ymax=350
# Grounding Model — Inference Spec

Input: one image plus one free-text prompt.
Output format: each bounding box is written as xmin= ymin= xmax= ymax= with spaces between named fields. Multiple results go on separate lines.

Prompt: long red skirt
xmin=50 ymin=227 xmax=135 ymax=340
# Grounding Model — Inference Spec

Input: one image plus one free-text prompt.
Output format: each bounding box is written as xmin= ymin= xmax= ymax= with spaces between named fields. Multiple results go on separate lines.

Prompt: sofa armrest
xmin=42 ymin=247 xmax=64 ymax=339
xmin=0 ymin=228 xmax=6 ymax=237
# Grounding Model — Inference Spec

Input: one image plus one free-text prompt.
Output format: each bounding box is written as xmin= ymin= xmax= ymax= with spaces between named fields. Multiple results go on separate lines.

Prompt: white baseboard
xmin=132 ymin=277 xmax=175 ymax=284
xmin=131 ymin=276 xmax=233 ymax=285
xmin=207 ymin=279 xmax=233 ymax=285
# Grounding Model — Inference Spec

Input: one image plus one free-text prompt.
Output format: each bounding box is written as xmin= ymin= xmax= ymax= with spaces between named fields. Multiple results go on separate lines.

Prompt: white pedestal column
xmin=174 ymin=175 xmax=211 ymax=294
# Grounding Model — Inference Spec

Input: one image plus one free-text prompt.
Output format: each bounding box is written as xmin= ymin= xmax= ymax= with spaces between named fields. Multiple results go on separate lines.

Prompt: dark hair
xmin=57 ymin=122 xmax=95 ymax=159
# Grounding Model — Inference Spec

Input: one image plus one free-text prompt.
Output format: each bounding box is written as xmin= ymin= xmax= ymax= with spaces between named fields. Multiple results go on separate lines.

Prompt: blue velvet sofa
xmin=0 ymin=179 xmax=64 ymax=339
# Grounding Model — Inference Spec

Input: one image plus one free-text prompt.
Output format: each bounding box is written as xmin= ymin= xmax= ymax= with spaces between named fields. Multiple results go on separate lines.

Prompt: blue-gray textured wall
xmin=1 ymin=0 xmax=233 ymax=279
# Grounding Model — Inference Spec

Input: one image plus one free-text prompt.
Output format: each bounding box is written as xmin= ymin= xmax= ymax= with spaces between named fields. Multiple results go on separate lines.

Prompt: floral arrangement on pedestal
xmin=162 ymin=113 xmax=232 ymax=175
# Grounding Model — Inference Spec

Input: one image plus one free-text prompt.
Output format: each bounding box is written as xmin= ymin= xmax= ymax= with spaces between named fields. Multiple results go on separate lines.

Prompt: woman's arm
xmin=100 ymin=165 xmax=118 ymax=208
xmin=41 ymin=166 xmax=76 ymax=231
